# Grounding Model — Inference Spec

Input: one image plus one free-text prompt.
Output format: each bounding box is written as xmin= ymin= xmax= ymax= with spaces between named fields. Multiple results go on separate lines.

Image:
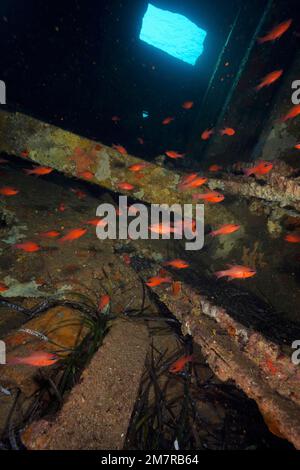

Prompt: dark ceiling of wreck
xmin=0 ymin=0 xmax=299 ymax=167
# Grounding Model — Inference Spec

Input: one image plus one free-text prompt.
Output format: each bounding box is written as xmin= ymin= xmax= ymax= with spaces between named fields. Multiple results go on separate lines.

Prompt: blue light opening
xmin=139 ymin=4 xmax=207 ymax=66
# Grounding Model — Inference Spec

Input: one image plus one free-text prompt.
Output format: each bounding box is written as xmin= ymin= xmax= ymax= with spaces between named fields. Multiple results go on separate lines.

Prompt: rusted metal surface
xmin=22 ymin=320 xmax=149 ymax=450
xmin=141 ymin=275 xmax=300 ymax=449
xmin=208 ymin=168 xmax=300 ymax=212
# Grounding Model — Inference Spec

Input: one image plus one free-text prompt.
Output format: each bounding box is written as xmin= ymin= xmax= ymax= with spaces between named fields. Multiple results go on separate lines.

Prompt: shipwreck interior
xmin=0 ymin=0 xmax=300 ymax=452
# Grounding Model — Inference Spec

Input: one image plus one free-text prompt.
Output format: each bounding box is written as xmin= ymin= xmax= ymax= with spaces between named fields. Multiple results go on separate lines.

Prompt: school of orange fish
xmin=0 ymin=19 xmax=299 ymax=371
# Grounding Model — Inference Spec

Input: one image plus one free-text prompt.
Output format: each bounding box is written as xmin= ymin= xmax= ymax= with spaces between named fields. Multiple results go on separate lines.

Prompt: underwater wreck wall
xmin=0 ymin=109 xmax=300 ymax=321
xmin=195 ymin=0 xmax=300 ymax=167
xmin=252 ymin=52 xmax=300 ymax=168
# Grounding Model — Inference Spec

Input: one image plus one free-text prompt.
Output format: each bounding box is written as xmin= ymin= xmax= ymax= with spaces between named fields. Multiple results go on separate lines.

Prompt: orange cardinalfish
xmin=162 ymin=116 xmax=174 ymax=125
xmin=13 ymin=241 xmax=40 ymax=252
xmin=281 ymin=104 xmax=300 ymax=122
xmin=255 ymin=70 xmax=283 ymax=91
xmin=129 ymin=162 xmax=149 ymax=172
xmin=193 ymin=191 xmax=224 ymax=204
xmin=39 ymin=230 xmax=60 ymax=238
xmin=123 ymin=254 xmax=131 ymax=265
xmin=98 ymin=294 xmax=110 ymax=312
xmin=71 ymin=188 xmax=86 ymax=199
xmin=220 ymin=127 xmax=235 ymax=136
xmin=78 ymin=171 xmax=94 ymax=180
xmin=58 ymin=203 xmax=66 ymax=212
xmin=0 ymin=186 xmax=19 ymax=196
xmin=146 ymin=276 xmax=172 ymax=287
xmin=209 ymin=164 xmax=222 ymax=172
xmin=179 ymin=173 xmax=198 ymax=187
xmin=0 ymin=282 xmax=9 ymax=292
xmin=201 ymin=128 xmax=214 ymax=140
xmin=172 ymin=281 xmax=181 ymax=296
xmin=180 ymin=218 xmax=197 ymax=235
xmin=149 ymin=223 xmax=175 ymax=236
xmin=210 ymin=224 xmax=241 ymax=237
xmin=243 ymin=160 xmax=273 ymax=176
xmin=86 ymin=218 xmax=107 ymax=227
xmin=183 ymin=176 xmax=207 ymax=189
xmin=257 ymin=19 xmax=293 ymax=44
xmin=165 ymin=150 xmax=185 ymax=159
xmin=117 ymin=182 xmax=135 ymax=191
xmin=164 ymin=259 xmax=189 ymax=269
xmin=182 ymin=101 xmax=194 ymax=109
xmin=112 ymin=144 xmax=127 ymax=155
xmin=7 ymin=351 xmax=59 ymax=367
xmin=59 ymin=228 xmax=87 ymax=243
xmin=284 ymin=233 xmax=300 ymax=243
xmin=169 ymin=355 xmax=193 ymax=373
xmin=214 ymin=265 xmax=256 ymax=281
xmin=25 ymin=166 xmax=53 ymax=176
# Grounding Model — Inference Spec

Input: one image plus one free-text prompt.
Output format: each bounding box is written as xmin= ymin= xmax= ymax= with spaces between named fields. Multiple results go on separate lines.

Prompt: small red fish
xmin=71 ymin=188 xmax=86 ymax=199
xmin=172 ymin=281 xmax=181 ymax=296
xmin=137 ymin=137 xmax=144 ymax=145
xmin=209 ymin=164 xmax=222 ymax=172
xmin=78 ymin=171 xmax=94 ymax=180
xmin=117 ymin=182 xmax=135 ymax=191
xmin=214 ymin=265 xmax=256 ymax=280
xmin=178 ymin=173 xmax=198 ymax=188
xmin=243 ymin=161 xmax=273 ymax=177
xmin=129 ymin=162 xmax=149 ymax=172
xmin=162 ymin=116 xmax=174 ymax=125
xmin=294 ymin=143 xmax=300 ymax=150
xmin=7 ymin=351 xmax=59 ymax=367
xmin=98 ymin=294 xmax=110 ymax=312
xmin=182 ymin=101 xmax=194 ymax=110
xmin=265 ymin=357 xmax=278 ymax=375
xmin=255 ymin=70 xmax=283 ymax=91
xmin=201 ymin=128 xmax=214 ymax=140
xmin=284 ymin=233 xmax=300 ymax=243
xmin=169 ymin=355 xmax=193 ymax=373
xmin=257 ymin=19 xmax=292 ymax=44
xmin=0 ymin=158 xmax=8 ymax=164
xmin=25 ymin=166 xmax=53 ymax=176
xmin=86 ymin=218 xmax=107 ymax=227
xmin=179 ymin=218 xmax=197 ymax=235
xmin=220 ymin=127 xmax=235 ymax=136
xmin=58 ymin=203 xmax=66 ymax=212
xmin=20 ymin=150 xmax=30 ymax=158
xmin=0 ymin=186 xmax=19 ymax=196
xmin=165 ymin=150 xmax=185 ymax=159
xmin=193 ymin=191 xmax=224 ymax=204
xmin=39 ymin=230 xmax=60 ymax=238
xmin=0 ymin=282 xmax=9 ymax=292
xmin=123 ymin=254 xmax=131 ymax=265
xmin=184 ymin=176 xmax=207 ymax=189
xmin=112 ymin=116 xmax=120 ymax=123
xmin=59 ymin=228 xmax=87 ymax=243
xmin=164 ymin=259 xmax=189 ymax=269
xmin=149 ymin=223 xmax=175 ymax=235
xmin=281 ymin=104 xmax=300 ymax=122
xmin=210 ymin=224 xmax=241 ymax=237
xmin=13 ymin=242 xmax=41 ymax=252
xmin=113 ymin=144 xmax=127 ymax=155
xmin=146 ymin=276 xmax=172 ymax=287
